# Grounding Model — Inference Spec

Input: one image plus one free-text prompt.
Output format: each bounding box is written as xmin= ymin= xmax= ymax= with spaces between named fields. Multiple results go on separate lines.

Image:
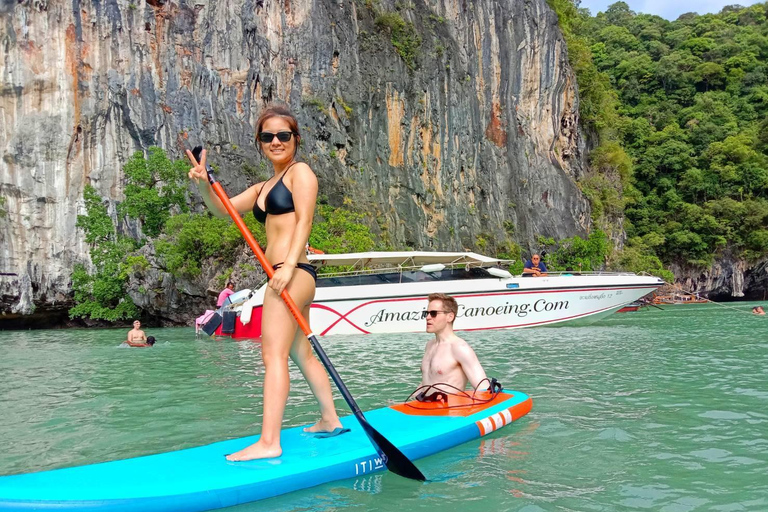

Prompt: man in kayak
xmin=420 ymin=293 xmax=488 ymax=393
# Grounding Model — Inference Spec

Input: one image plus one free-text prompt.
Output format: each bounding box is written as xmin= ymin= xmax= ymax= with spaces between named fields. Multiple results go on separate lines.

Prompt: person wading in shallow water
xmin=124 ymin=320 xmax=147 ymax=346
xmin=420 ymin=293 xmax=488 ymax=394
xmin=187 ymin=105 xmax=342 ymax=461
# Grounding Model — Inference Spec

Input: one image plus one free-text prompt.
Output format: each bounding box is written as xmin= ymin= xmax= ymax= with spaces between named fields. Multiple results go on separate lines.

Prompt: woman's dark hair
xmin=255 ymin=105 xmax=301 ymax=157
xmin=147 ymin=336 xmax=156 ymax=346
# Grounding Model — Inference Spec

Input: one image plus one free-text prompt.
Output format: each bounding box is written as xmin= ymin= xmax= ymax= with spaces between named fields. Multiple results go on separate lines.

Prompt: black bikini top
xmin=253 ymin=163 xmax=298 ymax=224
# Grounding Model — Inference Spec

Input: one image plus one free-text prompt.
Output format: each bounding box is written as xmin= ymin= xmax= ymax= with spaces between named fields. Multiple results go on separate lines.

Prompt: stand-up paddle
xmin=188 ymin=146 xmax=426 ymax=482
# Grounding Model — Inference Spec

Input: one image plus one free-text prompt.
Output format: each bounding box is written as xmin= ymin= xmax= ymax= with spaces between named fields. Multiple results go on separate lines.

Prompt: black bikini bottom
xmin=271 ymin=262 xmax=318 ymax=282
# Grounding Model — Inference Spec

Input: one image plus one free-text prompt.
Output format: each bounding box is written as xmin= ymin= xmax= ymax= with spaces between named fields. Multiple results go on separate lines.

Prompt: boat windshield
xmin=316 ymin=267 xmax=494 ymax=288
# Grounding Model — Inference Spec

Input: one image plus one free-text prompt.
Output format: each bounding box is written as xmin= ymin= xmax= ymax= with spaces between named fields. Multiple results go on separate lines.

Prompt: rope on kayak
xmin=403 ymin=377 xmax=503 ymax=410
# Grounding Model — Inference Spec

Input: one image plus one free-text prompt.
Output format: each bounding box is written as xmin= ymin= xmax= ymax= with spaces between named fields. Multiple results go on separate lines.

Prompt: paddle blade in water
xmin=360 ymin=419 xmax=427 ymax=481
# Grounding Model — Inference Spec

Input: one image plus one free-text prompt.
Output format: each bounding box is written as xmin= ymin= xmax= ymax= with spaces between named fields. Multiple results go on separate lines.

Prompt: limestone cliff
xmin=673 ymin=256 xmax=768 ymax=302
xmin=0 ymin=0 xmax=588 ymax=324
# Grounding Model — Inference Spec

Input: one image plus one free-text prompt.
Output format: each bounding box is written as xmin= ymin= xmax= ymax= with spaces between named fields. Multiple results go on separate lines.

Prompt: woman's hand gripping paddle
xmin=187 ymin=146 xmax=426 ymax=482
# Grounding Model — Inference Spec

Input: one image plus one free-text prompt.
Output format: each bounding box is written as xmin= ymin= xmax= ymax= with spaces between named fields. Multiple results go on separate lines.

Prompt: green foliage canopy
xmin=118 ymin=146 xmax=190 ymax=238
xmin=553 ymin=1 xmax=768 ymax=267
xmin=546 ymin=230 xmax=611 ymax=272
xmin=70 ymin=185 xmax=139 ymax=321
xmin=155 ymin=212 xmax=265 ymax=278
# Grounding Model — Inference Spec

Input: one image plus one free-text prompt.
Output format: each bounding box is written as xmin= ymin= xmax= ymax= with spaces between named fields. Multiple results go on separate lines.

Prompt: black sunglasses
xmin=422 ymin=310 xmax=449 ymax=319
xmin=257 ymin=131 xmax=296 ymax=143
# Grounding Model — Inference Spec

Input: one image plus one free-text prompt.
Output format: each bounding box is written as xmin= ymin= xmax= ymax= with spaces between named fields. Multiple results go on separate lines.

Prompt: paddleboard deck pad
xmin=0 ymin=391 xmax=531 ymax=511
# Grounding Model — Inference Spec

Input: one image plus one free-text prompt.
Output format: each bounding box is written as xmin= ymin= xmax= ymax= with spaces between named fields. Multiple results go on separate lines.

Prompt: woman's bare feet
xmin=225 ymin=440 xmax=282 ymax=461
xmin=303 ymin=417 xmax=343 ymax=433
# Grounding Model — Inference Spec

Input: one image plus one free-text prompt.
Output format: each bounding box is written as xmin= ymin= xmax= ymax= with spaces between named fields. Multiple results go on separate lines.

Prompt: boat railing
xmin=317 ymin=267 xmax=641 ymax=279
xmin=540 ymin=271 xmax=640 ymax=277
xmin=255 ymin=266 xmax=648 ymax=285
xmin=316 ymin=262 xmax=513 ymax=279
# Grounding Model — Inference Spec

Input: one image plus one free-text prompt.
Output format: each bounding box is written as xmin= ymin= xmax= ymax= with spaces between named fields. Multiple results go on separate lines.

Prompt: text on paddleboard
xmin=354 ymin=457 xmax=385 ymax=475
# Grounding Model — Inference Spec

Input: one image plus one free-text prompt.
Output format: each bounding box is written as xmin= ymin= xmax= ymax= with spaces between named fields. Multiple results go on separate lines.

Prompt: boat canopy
xmin=307 ymin=251 xmax=513 ymax=269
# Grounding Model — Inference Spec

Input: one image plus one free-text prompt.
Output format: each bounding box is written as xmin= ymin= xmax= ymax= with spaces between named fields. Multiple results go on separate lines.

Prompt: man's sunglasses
xmin=257 ymin=131 xmax=296 ymax=143
xmin=422 ymin=310 xmax=449 ymax=319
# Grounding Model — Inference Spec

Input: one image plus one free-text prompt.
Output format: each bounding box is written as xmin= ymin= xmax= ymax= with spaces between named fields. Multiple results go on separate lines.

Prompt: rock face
xmin=124 ymin=242 xmax=269 ymax=325
xmin=1 ymin=0 xmax=589 ymax=324
xmin=673 ymin=256 xmax=768 ymax=302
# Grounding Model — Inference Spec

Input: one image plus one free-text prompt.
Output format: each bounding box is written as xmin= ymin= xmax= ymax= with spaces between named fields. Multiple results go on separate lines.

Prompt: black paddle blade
xmin=191 ymin=145 xmax=203 ymax=162
xmin=360 ymin=418 xmax=427 ymax=481
xmin=306 ymin=333 xmax=425 ymax=481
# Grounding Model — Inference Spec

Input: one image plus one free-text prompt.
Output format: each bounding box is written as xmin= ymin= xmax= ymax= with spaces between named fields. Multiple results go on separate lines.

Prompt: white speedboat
xmin=209 ymin=251 xmax=663 ymax=338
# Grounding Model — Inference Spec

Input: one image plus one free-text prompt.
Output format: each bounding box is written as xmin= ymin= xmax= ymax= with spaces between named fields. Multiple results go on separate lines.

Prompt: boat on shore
xmin=616 ymin=301 xmax=643 ymax=313
xmin=652 ymin=292 xmax=708 ymax=305
xmin=202 ymin=251 xmax=665 ymax=339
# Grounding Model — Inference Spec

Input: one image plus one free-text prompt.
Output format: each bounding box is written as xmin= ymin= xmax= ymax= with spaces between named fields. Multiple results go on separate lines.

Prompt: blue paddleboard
xmin=0 ymin=391 xmax=531 ymax=511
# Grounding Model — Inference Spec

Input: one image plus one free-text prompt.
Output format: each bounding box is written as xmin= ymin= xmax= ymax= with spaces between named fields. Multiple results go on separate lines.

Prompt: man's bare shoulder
xmin=450 ymin=334 xmax=470 ymax=346
xmin=450 ymin=336 xmax=477 ymax=354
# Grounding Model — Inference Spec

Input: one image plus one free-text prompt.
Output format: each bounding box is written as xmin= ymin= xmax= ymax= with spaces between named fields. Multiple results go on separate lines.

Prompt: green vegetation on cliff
xmin=374 ymin=12 xmax=422 ymax=69
xmin=71 ymin=147 xmax=193 ymax=321
xmin=119 ymin=147 xmax=190 ymax=238
xmin=550 ymin=1 xmax=768 ymax=269
xmin=70 ymin=185 xmax=140 ymax=322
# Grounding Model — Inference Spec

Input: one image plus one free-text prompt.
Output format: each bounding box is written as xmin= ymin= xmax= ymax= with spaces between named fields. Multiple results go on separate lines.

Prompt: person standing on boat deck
xmin=217 ymin=282 xmax=235 ymax=307
xmin=421 ymin=293 xmax=488 ymax=393
xmin=523 ymin=254 xmax=548 ymax=277
xmin=186 ymin=105 xmax=342 ymax=461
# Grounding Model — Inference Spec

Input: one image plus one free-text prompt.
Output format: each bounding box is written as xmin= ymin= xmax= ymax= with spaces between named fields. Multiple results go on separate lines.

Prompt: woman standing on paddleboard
xmin=186 ymin=105 xmax=342 ymax=461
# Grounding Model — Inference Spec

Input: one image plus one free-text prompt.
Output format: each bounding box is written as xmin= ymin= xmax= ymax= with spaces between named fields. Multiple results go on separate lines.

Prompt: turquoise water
xmin=1 ymin=303 xmax=767 ymax=511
